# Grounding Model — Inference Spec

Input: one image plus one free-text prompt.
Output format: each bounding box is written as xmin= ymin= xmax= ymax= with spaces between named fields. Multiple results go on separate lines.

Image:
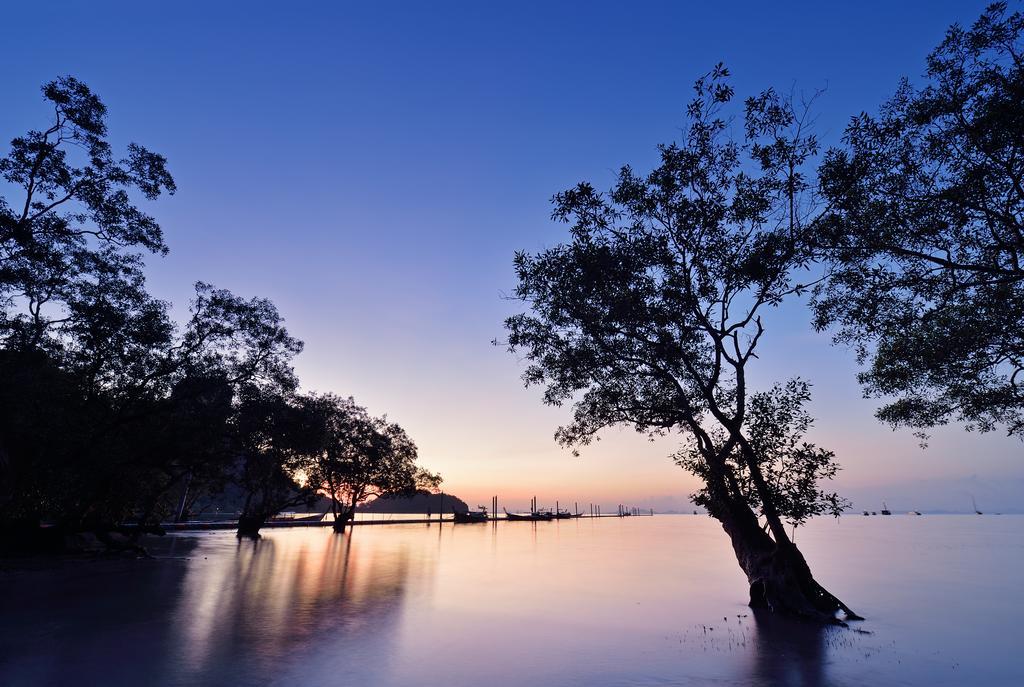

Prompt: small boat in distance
xmin=880 ymin=502 xmax=892 ymax=515
xmin=972 ymin=496 xmax=983 ymax=515
xmin=862 ymin=511 xmax=870 ymax=516
xmin=453 ymin=507 xmax=489 ymax=524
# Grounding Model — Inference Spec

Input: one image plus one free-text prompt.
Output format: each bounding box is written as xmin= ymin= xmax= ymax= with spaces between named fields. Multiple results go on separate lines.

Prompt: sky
xmin=2 ymin=1 xmax=1020 ymax=513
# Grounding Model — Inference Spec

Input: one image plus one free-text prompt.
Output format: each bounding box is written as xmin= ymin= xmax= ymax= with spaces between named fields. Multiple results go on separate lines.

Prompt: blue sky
xmin=2 ymin=0 xmax=1019 ymax=512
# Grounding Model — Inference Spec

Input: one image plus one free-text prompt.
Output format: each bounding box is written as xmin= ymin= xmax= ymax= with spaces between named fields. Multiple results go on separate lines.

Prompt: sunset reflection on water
xmin=171 ymin=528 xmax=423 ymax=685
xmin=1 ymin=516 xmax=1020 ymax=686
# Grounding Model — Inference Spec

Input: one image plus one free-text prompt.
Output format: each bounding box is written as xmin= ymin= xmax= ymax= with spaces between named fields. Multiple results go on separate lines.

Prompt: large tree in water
xmin=503 ymin=67 xmax=860 ymax=622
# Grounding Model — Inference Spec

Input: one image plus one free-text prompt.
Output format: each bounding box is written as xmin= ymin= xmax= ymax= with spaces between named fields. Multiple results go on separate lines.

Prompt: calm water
xmin=1 ymin=515 xmax=1020 ymax=686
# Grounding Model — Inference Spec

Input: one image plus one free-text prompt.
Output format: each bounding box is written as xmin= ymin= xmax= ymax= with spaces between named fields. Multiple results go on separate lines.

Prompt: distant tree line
xmin=503 ymin=3 xmax=1022 ymax=622
xmin=0 ymin=77 xmax=439 ymax=547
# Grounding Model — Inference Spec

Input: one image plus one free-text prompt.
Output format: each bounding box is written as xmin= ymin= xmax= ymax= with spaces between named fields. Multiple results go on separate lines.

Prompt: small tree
xmin=503 ymin=67 xmax=859 ymax=621
xmin=813 ymin=3 xmax=1024 ymax=440
xmin=305 ymin=394 xmax=435 ymax=532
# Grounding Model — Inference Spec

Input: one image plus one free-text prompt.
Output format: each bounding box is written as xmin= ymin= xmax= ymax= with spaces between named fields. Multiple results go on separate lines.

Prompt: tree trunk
xmin=236 ymin=513 xmax=265 ymax=539
xmin=332 ymin=499 xmax=353 ymax=533
xmin=715 ymin=498 xmax=861 ymax=624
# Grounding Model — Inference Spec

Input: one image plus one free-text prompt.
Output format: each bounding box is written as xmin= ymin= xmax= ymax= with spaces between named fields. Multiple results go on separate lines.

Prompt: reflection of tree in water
xmin=176 ymin=530 xmax=416 ymax=684
xmin=746 ymin=608 xmax=829 ymax=687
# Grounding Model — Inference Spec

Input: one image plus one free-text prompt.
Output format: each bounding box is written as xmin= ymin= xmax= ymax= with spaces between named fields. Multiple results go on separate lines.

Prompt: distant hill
xmin=357 ymin=491 xmax=470 ymax=514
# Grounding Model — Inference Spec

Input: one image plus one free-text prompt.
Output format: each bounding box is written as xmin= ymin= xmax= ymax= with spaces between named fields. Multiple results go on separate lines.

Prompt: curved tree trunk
xmin=715 ymin=498 xmax=861 ymax=624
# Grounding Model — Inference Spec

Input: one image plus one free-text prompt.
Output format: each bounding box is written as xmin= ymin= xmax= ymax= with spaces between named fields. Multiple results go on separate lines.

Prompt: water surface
xmin=1 ymin=515 xmax=1020 ymax=686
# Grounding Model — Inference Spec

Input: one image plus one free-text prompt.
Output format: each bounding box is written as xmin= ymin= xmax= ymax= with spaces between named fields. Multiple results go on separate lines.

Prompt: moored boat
xmin=504 ymin=508 xmax=553 ymax=521
xmin=453 ymin=507 xmax=489 ymax=523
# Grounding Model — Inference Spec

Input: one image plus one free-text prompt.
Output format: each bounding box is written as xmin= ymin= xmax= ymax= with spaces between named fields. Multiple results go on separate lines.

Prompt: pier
xmin=160 ymin=500 xmax=655 ymax=532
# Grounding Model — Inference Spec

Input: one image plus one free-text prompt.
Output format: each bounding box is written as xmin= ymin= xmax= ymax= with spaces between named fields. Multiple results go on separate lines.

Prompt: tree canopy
xmin=0 ymin=76 xmax=174 ymax=353
xmin=813 ymin=2 xmax=1024 ymax=439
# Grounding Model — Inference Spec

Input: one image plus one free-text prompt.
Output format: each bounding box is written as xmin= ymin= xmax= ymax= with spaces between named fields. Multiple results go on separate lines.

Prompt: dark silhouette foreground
xmin=0 ymin=78 xmax=435 ymax=547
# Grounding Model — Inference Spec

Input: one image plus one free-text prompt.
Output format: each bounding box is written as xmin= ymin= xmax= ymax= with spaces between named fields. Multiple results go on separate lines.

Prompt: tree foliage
xmin=0 ymin=76 xmax=174 ymax=352
xmin=813 ymin=2 xmax=1024 ymax=438
xmin=303 ymin=394 xmax=439 ymax=530
xmin=232 ymin=386 xmax=317 ymax=536
xmin=0 ymin=77 xmax=432 ymax=542
xmin=675 ymin=379 xmax=847 ymax=529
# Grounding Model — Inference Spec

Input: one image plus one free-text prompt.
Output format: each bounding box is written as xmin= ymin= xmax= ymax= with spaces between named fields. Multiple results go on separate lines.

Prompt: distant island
xmin=357 ymin=491 xmax=470 ymax=514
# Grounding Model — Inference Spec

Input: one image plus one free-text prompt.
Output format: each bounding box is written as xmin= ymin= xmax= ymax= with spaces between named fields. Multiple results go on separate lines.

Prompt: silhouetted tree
xmin=0 ymin=76 xmax=178 ymax=535
xmin=304 ymin=394 xmax=439 ymax=532
xmin=503 ymin=66 xmax=859 ymax=622
xmin=0 ymin=76 xmax=174 ymax=351
xmin=233 ymin=387 xmax=317 ymax=538
xmin=131 ymin=284 xmax=304 ymax=530
xmin=813 ymin=3 xmax=1024 ymax=440
xmin=0 ymin=78 xmax=308 ymax=547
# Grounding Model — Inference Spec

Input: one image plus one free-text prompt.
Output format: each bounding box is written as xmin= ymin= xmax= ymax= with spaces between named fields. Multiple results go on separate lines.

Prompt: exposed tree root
xmin=720 ymin=507 xmax=863 ymax=626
